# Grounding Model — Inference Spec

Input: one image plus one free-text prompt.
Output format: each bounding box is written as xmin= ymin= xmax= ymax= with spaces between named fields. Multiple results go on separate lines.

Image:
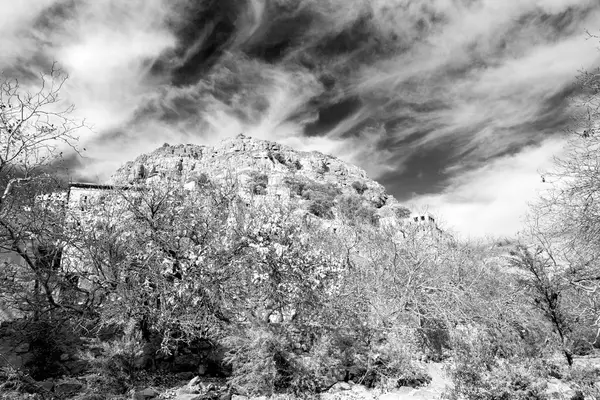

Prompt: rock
xmin=38 ymin=380 xmax=54 ymax=392
xmin=177 ymin=371 xmax=195 ymax=380
xmin=108 ymin=135 xmax=403 ymax=229
xmin=133 ymin=387 xmax=159 ymax=400
xmin=173 ymin=395 xmax=202 ymax=400
xmin=174 ymin=353 xmax=201 ymax=372
xmin=329 ymin=381 xmax=352 ymax=391
xmin=60 ymin=353 xmax=70 ymax=361
xmin=545 ymin=378 xmax=576 ymax=399
xmin=13 ymin=343 xmax=29 ymax=353
xmin=78 ymin=394 xmax=107 ymax=400
xmin=55 ymin=381 xmax=84 ymax=395
xmin=188 ymin=376 xmax=201 ymax=387
xmin=65 ymin=359 xmax=89 ymax=375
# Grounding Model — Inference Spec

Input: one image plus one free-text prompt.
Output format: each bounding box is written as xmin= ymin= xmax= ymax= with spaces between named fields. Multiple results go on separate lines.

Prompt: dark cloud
xmin=33 ymin=0 xmax=77 ymax=31
xmin=152 ymin=0 xmax=240 ymax=86
xmin=304 ymin=97 xmax=363 ymax=137
xmin=379 ymin=145 xmax=457 ymax=200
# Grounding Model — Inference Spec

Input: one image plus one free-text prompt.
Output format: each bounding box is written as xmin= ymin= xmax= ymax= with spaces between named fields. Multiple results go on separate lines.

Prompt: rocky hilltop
xmin=110 ymin=134 xmax=410 ymax=224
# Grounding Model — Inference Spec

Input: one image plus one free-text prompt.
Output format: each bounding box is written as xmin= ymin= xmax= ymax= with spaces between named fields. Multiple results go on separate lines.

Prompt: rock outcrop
xmin=110 ymin=134 xmax=410 ymax=226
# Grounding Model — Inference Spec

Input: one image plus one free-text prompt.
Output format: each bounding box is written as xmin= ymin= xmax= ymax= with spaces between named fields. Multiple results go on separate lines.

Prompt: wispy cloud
xmin=1 ymin=0 xmax=599 ymax=236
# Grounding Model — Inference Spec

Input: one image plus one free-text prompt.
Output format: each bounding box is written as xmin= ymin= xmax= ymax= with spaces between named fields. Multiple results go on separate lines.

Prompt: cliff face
xmin=110 ymin=134 xmax=409 ymax=224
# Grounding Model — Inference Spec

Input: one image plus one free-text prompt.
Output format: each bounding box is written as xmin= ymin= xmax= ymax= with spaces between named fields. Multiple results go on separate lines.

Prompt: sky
xmin=1 ymin=0 xmax=599 ymax=238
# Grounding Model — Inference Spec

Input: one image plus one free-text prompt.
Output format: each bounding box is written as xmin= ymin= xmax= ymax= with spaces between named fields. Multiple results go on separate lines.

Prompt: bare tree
xmin=0 ymin=65 xmax=85 ymax=319
xmin=517 ymin=43 xmax=600 ymax=361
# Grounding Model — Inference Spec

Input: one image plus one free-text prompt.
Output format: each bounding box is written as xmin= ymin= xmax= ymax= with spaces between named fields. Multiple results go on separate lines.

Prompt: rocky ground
xmin=2 ymin=356 xmax=599 ymax=400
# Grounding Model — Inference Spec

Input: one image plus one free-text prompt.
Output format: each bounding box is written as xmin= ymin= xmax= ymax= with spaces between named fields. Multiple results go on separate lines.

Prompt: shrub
xmin=318 ymin=161 xmax=330 ymax=175
xmin=309 ymin=198 xmax=334 ymax=219
xmin=338 ymin=194 xmax=378 ymax=226
xmin=84 ymin=333 xmax=145 ymax=395
xmin=271 ymin=151 xmax=287 ymax=165
xmin=446 ymin=333 xmax=549 ymax=400
xmin=418 ymin=317 xmax=451 ymax=361
xmin=351 ymin=181 xmax=368 ymax=195
xmin=194 ymin=172 xmax=210 ymax=187
xmin=224 ymin=328 xmax=296 ymax=396
xmin=284 ymin=176 xmax=308 ymax=197
xmin=564 ymin=365 xmax=600 ymax=399
xmin=447 ymin=358 xmax=548 ymax=400
xmin=300 ymin=182 xmax=340 ymax=201
xmin=393 ymin=206 xmax=411 ymax=219
xmin=23 ymin=319 xmax=79 ymax=380
xmin=248 ymin=173 xmax=268 ymax=195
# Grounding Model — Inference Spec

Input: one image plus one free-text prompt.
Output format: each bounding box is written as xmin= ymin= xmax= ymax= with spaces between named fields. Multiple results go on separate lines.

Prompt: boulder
xmin=329 ymin=381 xmax=352 ymax=391
xmin=55 ymin=381 xmax=84 ymax=395
xmin=133 ymin=387 xmax=159 ymax=400
xmin=544 ymin=378 xmax=576 ymax=399
xmin=38 ymin=379 xmax=54 ymax=392
xmin=14 ymin=342 xmax=29 ymax=353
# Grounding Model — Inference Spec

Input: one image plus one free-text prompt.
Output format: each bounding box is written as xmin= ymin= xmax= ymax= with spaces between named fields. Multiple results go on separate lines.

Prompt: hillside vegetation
xmin=0 ymin=70 xmax=599 ymax=400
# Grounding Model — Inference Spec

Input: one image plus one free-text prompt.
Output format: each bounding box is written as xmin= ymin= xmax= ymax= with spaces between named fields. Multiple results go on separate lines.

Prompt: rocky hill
xmin=110 ymin=134 xmax=411 ymax=225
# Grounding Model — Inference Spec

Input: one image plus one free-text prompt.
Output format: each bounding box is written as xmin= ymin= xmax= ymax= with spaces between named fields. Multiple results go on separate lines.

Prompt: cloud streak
xmin=1 ymin=0 xmax=599 ymax=236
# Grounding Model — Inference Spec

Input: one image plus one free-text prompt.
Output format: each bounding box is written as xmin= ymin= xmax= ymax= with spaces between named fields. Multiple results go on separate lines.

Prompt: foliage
xmin=23 ymin=319 xmax=77 ymax=380
xmin=447 ymin=358 xmax=549 ymax=400
xmin=224 ymin=328 xmax=296 ymax=396
xmin=337 ymin=194 xmax=377 ymax=226
xmin=69 ymin=181 xmax=242 ymax=351
xmin=0 ymin=67 xmax=87 ymax=322
xmin=563 ymin=365 xmax=600 ymax=399
xmin=508 ymin=245 xmax=577 ymax=365
xmin=283 ymin=176 xmax=308 ymax=197
xmin=299 ymin=181 xmax=340 ymax=219
xmin=393 ymin=206 xmax=411 ymax=219
xmin=248 ymin=172 xmax=268 ymax=195
xmin=269 ymin=151 xmax=287 ymax=166
xmin=191 ymin=172 xmax=210 ymax=187
xmin=446 ymin=332 xmax=549 ymax=400
xmin=308 ymin=198 xmax=334 ymax=219
xmin=83 ymin=331 xmax=145 ymax=395
xmin=519 ymin=61 xmax=600 ymax=366
xmin=351 ymin=181 xmax=368 ymax=195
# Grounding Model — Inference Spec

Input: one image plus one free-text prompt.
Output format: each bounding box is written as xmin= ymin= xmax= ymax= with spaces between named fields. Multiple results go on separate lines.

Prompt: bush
xmin=270 ymin=151 xmax=287 ymax=165
xmin=564 ymin=365 xmax=600 ymax=399
xmin=351 ymin=181 xmax=368 ymax=195
xmin=447 ymin=358 xmax=549 ymax=400
xmin=418 ymin=318 xmax=451 ymax=361
xmin=393 ymin=206 xmax=411 ymax=219
xmin=248 ymin=173 xmax=268 ymax=195
xmin=22 ymin=319 xmax=80 ymax=380
xmin=318 ymin=161 xmax=330 ymax=175
xmin=300 ymin=182 xmax=340 ymax=201
xmin=446 ymin=332 xmax=549 ymax=400
xmin=309 ymin=198 xmax=334 ymax=219
xmin=284 ymin=176 xmax=308 ymax=197
xmin=84 ymin=333 xmax=145 ymax=395
xmin=338 ymin=194 xmax=378 ymax=226
xmin=193 ymin=172 xmax=210 ymax=187
xmin=224 ymin=328 xmax=297 ymax=396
